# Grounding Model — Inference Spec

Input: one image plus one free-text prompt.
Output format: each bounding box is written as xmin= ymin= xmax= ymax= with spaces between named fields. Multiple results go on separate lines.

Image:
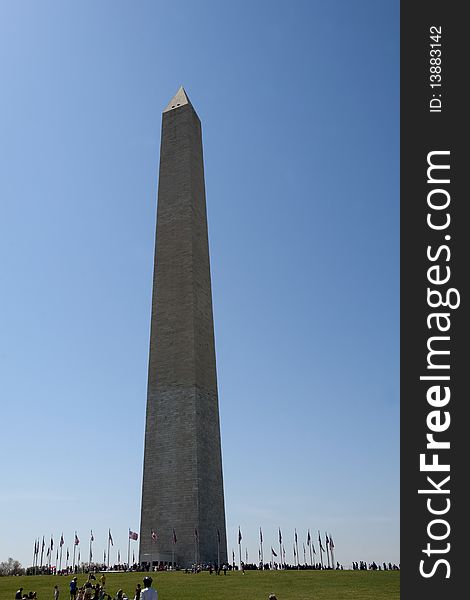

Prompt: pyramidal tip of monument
xmin=163 ymin=86 xmax=191 ymax=113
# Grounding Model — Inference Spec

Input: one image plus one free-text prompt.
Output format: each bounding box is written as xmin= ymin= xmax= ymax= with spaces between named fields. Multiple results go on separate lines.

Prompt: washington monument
xmin=139 ymin=87 xmax=227 ymax=568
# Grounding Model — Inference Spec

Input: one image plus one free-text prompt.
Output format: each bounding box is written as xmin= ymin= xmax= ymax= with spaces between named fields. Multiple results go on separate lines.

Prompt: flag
xmin=151 ymin=529 xmax=157 ymax=542
xmin=329 ymin=534 xmax=335 ymax=549
xmin=238 ymin=527 xmax=242 ymax=544
xmin=46 ymin=547 xmax=50 ymax=558
xmin=118 ymin=550 xmax=120 ymax=563
xmin=66 ymin=548 xmax=69 ymax=561
xmin=325 ymin=533 xmax=330 ymax=546
xmin=271 ymin=547 xmax=277 ymax=557
xmin=232 ymin=550 xmax=235 ymax=563
xmin=74 ymin=533 xmax=80 ymax=546
xmin=42 ymin=536 xmax=45 ymax=552
xmin=217 ymin=529 xmax=220 ymax=544
xmin=307 ymin=530 xmax=311 ymax=546
xmin=295 ymin=529 xmax=298 ymax=543
xmin=129 ymin=530 xmax=138 ymax=541
xmin=278 ymin=528 xmax=282 ymax=544
xmin=60 ymin=534 xmax=64 ymax=548
xmin=194 ymin=528 xmax=199 ymax=541
xmin=318 ymin=531 xmax=325 ymax=552
xmin=293 ymin=545 xmax=296 ymax=558
xmin=78 ymin=551 xmax=80 ymax=562
xmin=259 ymin=527 xmax=263 ymax=543
xmin=172 ymin=529 xmax=177 ymax=544
xmin=108 ymin=530 xmax=113 ymax=546
xmin=312 ymin=542 xmax=316 ymax=555
xmin=91 ymin=530 xmax=94 ymax=542
xmin=50 ymin=535 xmax=53 ymax=551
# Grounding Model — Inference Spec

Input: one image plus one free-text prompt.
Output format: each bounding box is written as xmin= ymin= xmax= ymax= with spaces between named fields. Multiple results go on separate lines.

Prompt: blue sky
xmin=0 ymin=0 xmax=399 ymax=569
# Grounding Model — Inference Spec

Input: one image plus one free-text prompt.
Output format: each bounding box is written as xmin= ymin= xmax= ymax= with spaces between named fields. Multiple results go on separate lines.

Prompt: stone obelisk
xmin=139 ymin=87 xmax=227 ymax=568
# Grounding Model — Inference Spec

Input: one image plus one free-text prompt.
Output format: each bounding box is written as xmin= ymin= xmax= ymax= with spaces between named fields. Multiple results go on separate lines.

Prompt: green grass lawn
xmin=1 ymin=570 xmax=400 ymax=600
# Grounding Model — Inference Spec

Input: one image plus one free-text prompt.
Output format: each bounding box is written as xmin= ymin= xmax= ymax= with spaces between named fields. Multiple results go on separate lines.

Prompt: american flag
xmin=238 ymin=527 xmax=242 ymax=544
xmin=60 ymin=534 xmax=64 ymax=547
xmin=151 ymin=529 xmax=157 ymax=542
xmin=74 ymin=533 xmax=80 ymax=546
xmin=108 ymin=530 xmax=113 ymax=546
xmin=129 ymin=530 xmax=138 ymax=541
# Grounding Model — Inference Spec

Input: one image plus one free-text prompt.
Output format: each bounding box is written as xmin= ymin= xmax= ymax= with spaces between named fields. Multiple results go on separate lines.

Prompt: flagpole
xmin=72 ymin=542 xmax=76 ymax=572
xmin=31 ymin=541 xmax=35 ymax=574
xmin=59 ymin=544 xmax=63 ymax=573
xmin=127 ymin=531 xmax=130 ymax=570
xmin=318 ymin=531 xmax=324 ymax=569
xmin=259 ymin=528 xmax=263 ymax=569
xmin=295 ymin=530 xmax=299 ymax=569
xmin=278 ymin=528 xmax=282 ymax=570
xmin=330 ymin=535 xmax=336 ymax=568
xmin=217 ymin=532 xmax=220 ymax=570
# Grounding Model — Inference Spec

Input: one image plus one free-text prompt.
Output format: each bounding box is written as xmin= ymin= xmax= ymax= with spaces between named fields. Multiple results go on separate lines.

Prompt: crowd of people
xmin=352 ymin=561 xmax=400 ymax=571
xmin=15 ymin=575 xmax=158 ymax=600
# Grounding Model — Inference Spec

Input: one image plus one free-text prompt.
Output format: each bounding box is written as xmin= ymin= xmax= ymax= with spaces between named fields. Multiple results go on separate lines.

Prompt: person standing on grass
xmin=54 ymin=585 xmax=60 ymax=600
xmin=70 ymin=577 xmax=78 ymax=600
xmin=140 ymin=576 xmax=157 ymax=600
xmin=133 ymin=583 xmax=141 ymax=600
